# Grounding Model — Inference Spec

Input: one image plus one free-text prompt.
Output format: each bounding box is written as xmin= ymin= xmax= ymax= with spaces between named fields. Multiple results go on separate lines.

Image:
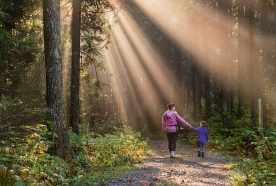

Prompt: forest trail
xmin=105 ymin=140 xmax=232 ymax=186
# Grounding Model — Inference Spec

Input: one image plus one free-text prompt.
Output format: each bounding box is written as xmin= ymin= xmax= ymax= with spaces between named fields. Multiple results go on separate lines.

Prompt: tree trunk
xmin=203 ymin=68 xmax=211 ymax=120
xmin=227 ymin=0 xmax=235 ymax=114
xmin=237 ymin=0 xmax=248 ymax=117
xmin=248 ymin=0 xmax=257 ymax=127
xmin=196 ymin=68 xmax=202 ymax=120
xmin=43 ymin=0 xmax=70 ymax=159
xmin=259 ymin=0 xmax=270 ymax=129
xmin=0 ymin=91 xmax=2 ymax=103
xmin=216 ymin=80 xmax=224 ymax=114
xmin=70 ymin=0 xmax=81 ymax=134
xmin=191 ymin=62 xmax=200 ymax=120
xmin=220 ymin=0 xmax=231 ymax=127
xmin=214 ymin=0 xmax=225 ymax=117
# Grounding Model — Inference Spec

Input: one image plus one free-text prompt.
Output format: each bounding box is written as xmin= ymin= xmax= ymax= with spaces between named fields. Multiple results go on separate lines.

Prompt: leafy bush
xmin=221 ymin=129 xmax=276 ymax=185
xmin=0 ymin=124 xmax=69 ymax=185
xmin=0 ymin=124 xmax=151 ymax=185
xmin=205 ymin=111 xmax=276 ymax=185
xmin=232 ymin=158 xmax=276 ymax=185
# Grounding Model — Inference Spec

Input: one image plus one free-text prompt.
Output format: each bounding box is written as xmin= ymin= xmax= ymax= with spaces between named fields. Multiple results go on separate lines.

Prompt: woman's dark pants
xmin=166 ymin=132 xmax=178 ymax=151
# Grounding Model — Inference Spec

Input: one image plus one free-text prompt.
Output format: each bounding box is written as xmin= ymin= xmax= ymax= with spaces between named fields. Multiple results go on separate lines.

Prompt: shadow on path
xmin=104 ymin=140 xmax=231 ymax=186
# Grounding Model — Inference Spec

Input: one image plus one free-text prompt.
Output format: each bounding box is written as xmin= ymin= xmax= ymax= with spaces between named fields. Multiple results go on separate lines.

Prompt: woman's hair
xmin=167 ymin=103 xmax=175 ymax=110
xmin=200 ymin=121 xmax=207 ymax=127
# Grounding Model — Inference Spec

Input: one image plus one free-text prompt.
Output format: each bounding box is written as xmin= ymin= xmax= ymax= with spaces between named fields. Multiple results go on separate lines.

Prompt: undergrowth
xmin=209 ymin=113 xmax=276 ymax=185
xmin=0 ymin=124 xmax=151 ymax=186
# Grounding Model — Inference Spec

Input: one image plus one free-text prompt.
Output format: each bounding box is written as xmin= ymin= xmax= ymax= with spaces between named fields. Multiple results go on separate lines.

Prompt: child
xmin=191 ymin=121 xmax=208 ymax=158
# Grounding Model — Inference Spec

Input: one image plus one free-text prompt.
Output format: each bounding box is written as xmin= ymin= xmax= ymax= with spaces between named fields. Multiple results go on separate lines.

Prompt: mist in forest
xmin=55 ymin=0 xmax=276 ymax=132
xmin=101 ymin=0 xmax=276 ymax=132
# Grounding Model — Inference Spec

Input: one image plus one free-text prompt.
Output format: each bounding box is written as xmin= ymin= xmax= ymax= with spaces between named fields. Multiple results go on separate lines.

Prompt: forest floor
xmin=104 ymin=140 xmax=232 ymax=186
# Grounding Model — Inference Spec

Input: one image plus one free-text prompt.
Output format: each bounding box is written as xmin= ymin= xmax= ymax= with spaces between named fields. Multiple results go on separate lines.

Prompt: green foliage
xmin=81 ymin=0 xmax=113 ymax=67
xmin=209 ymin=116 xmax=275 ymax=159
xmin=208 ymin=109 xmax=252 ymax=132
xmin=0 ymin=124 xmax=151 ymax=185
xmin=0 ymin=0 xmax=43 ymax=100
xmin=0 ymin=0 xmax=41 ymax=30
xmin=232 ymin=158 xmax=276 ymax=185
xmin=86 ymin=117 xmax=124 ymax=135
xmin=79 ymin=0 xmax=119 ymax=131
xmin=0 ymin=99 xmax=46 ymax=131
xmin=0 ymin=124 xmax=67 ymax=185
xmin=0 ymin=29 xmax=37 ymax=97
xmin=206 ymin=112 xmax=276 ymax=185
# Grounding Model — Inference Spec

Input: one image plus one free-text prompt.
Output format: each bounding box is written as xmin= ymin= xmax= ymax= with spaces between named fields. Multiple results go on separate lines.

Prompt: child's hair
xmin=200 ymin=121 xmax=207 ymax=127
xmin=167 ymin=103 xmax=175 ymax=110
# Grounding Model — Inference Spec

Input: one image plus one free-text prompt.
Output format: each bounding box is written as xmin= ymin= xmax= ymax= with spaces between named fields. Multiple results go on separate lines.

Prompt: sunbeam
xmin=103 ymin=0 xmax=275 ymax=131
xmin=104 ymin=8 xmax=193 ymax=130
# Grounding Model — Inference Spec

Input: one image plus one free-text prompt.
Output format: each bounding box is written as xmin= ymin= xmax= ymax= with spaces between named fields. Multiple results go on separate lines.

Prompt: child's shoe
xmin=201 ymin=152 xmax=205 ymax=158
xmin=198 ymin=151 xmax=201 ymax=157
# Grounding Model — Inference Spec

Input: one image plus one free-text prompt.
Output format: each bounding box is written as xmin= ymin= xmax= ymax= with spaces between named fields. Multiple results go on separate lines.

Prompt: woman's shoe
xmin=171 ymin=151 xmax=176 ymax=158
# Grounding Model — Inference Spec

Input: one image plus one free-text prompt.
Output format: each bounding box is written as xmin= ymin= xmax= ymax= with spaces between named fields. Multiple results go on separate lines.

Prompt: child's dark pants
xmin=166 ymin=132 xmax=178 ymax=151
xmin=197 ymin=141 xmax=206 ymax=157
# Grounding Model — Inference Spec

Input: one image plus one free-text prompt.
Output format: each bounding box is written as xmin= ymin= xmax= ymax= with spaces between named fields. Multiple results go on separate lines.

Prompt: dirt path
xmin=105 ymin=140 xmax=232 ymax=186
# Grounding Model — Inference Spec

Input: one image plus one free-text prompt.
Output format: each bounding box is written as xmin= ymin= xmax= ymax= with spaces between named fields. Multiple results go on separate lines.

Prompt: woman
xmin=162 ymin=103 xmax=192 ymax=158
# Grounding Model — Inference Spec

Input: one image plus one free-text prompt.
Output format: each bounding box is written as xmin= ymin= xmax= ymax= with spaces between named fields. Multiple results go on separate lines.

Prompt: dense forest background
xmin=0 ymin=0 xmax=275 ymax=185
xmin=1 ymin=0 xmax=275 ymax=133
xmin=102 ymin=0 xmax=276 ymax=132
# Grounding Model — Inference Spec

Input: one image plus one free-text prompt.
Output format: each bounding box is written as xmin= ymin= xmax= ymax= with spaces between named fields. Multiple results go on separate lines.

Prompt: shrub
xmin=0 ymin=124 xmax=151 ymax=185
xmin=206 ymin=112 xmax=276 ymax=186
